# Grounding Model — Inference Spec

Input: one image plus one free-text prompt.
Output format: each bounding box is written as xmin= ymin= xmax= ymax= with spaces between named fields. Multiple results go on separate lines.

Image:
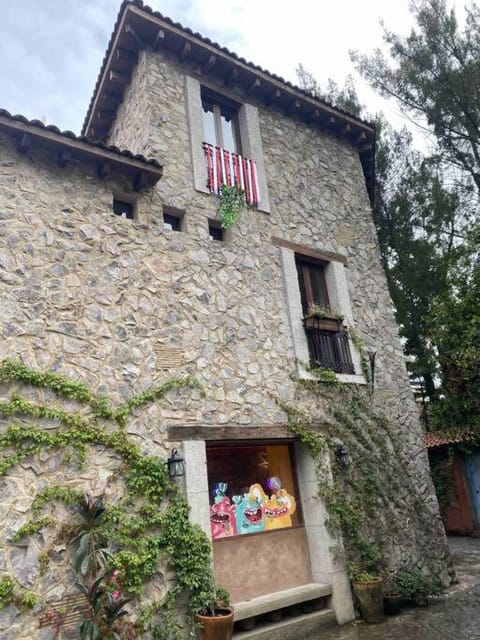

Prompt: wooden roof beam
xmin=97 ymin=162 xmax=110 ymax=180
xmin=124 ymin=23 xmax=144 ymax=48
xmin=224 ymin=67 xmax=239 ymax=87
xmin=265 ymin=88 xmax=282 ymax=107
xmin=307 ymin=109 xmax=320 ymax=125
xmin=18 ymin=133 xmax=32 ymax=154
xmin=57 ymin=150 xmax=72 ymax=168
xmin=97 ymin=110 xmax=117 ymax=121
xmin=286 ymin=99 xmax=301 ymax=116
xmin=152 ymin=28 xmax=165 ymax=50
xmin=180 ymin=41 xmax=192 ymax=62
xmin=116 ymin=47 xmax=137 ymax=62
xmin=248 ymin=78 xmax=261 ymax=96
xmin=134 ymin=170 xmax=149 ymax=191
xmin=354 ymin=131 xmax=367 ymax=146
xmin=201 ymin=54 xmax=216 ymax=75
xmin=109 ymin=70 xmax=130 ymax=85
xmin=358 ymin=143 xmax=374 ymax=154
xmin=101 ymin=89 xmax=123 ymax=103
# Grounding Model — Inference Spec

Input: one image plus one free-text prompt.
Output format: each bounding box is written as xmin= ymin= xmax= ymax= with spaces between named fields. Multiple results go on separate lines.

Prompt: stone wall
xmin=0 ymin=45 xmax=451 ymax=637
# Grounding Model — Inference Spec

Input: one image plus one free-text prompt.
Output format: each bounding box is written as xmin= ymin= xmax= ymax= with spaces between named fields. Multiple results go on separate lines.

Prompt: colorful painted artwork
xmin=233 ymin=484 xmax=265 ymax=535
xmin=263 ymin=488 xmax=296 ymax=530
xmin=210 ymin=477 xmax=296 ymax=537
xmin=210 ymin=496 xmax=237 ymax=539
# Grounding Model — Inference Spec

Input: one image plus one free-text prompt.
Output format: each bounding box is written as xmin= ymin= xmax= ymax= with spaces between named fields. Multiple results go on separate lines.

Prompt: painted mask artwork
xmin=233 ymin=483 xmax=266 ymax=535
xmin=263 ymin=476 xmax=296 ymax=530
xmin=210 ymin=496 xmax=237 ymax=539
xmin=212 ymin=482 xmax=228 ymax=504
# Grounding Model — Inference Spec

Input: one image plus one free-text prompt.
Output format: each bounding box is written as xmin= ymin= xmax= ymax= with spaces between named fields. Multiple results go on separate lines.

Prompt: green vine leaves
xmin=279 ymin=381 xmax=441 ymax=582
xmin=0 ymin=359 xmax=215 ymax=638
xmin=218 ymin=184 xmax=246 ymax=229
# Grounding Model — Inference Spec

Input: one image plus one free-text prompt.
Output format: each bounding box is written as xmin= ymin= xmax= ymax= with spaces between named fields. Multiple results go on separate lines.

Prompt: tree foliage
xmin=428 ymin=254 xmax=480 ymax=430
xmin=352 ymin=0 xmax=480 ymax=196
xmin=296 ymin=62 xmax=466 ymax=405
xmin=351 ymin=0 xmax=480 ymax=430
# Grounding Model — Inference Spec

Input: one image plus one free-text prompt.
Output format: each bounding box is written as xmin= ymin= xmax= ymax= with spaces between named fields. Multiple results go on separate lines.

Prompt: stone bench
xmin=233 ymin=582 xmax=332 ymax=621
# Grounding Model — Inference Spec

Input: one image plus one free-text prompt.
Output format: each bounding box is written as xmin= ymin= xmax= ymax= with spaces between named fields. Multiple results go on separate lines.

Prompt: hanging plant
xmin=219 ymin=184 xmax=246 ymax=229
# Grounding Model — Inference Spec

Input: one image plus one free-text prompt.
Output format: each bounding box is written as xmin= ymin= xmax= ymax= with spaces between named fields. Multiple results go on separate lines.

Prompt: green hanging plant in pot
xmin=194 ymin=586 xmax=234 ymax=640
xmin=219 ymin=184 xmax=246 ymax=229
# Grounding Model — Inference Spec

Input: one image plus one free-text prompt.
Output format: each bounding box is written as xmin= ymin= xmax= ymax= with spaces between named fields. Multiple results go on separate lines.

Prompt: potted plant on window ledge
xmin=303 ymin=304 xmax=345 ymax=331
xmin=194 ymin=586 xmax=234 ymax=640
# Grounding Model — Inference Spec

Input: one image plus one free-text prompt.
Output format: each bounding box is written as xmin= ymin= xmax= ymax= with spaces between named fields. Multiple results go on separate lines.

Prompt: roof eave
xmin=0 ymin=111 xmax=163 ymax=191
xmin=82 ymin=1 xmax=375 ymax=202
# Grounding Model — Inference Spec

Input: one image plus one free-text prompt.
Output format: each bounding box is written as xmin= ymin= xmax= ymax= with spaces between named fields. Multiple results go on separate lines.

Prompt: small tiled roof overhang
xmin=82 ymin=0 xmax=376 ymax=202
xmin=424 ymin=431 xmax=468 ymax=449
xmin=0 ymin=108 xmax=163 ymax=191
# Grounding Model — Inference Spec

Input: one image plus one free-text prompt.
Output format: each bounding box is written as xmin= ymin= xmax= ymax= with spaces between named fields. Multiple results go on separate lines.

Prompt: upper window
xmin=202 ymin=89 xmax=241 ymax=154
xmin=295 ymin=255 xmax=354 ymax=374
xmin=296 ymin=258 xmax=329 ymax=315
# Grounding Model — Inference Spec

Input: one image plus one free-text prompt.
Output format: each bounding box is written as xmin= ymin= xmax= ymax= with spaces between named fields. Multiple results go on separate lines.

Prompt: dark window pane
xmin=309 ymin=263 xmax=329 ymax=308
xmin=220 ymin=108 xmax=238 ymax=153
xmin=113 ymin=199 xmax=134 ymax=219
xmin=209 ymin=224 xmax=223 ymax=241
xmin=202 ymin=104 xmax=217 ymax=147
xmin=163 ymin=213 xmax=181 ymax=231
xmin=295 ymin=258 xmax=329 ymax=314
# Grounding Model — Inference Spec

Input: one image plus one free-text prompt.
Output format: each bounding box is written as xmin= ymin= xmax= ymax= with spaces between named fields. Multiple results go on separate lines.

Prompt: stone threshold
xmin=234 ymin=582 xmax=332 ymax=621
xmin=232 ymin=609 xmax=337 ymax=640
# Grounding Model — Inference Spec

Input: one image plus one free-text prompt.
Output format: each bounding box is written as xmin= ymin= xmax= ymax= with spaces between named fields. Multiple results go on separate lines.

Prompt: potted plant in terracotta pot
xmin=194 ymin=586 xmax=234 ymax=640
xmin=351 ymin=565 xmax=384 ymax=624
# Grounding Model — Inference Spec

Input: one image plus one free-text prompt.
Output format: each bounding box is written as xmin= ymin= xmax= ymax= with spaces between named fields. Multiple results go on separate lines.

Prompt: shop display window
xmin=207 ymin=442 xmax=302 ymax=540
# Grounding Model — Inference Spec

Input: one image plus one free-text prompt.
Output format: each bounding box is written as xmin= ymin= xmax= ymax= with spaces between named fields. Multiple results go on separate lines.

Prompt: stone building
xmin=0 ymin=1 xmax=451 ymax=638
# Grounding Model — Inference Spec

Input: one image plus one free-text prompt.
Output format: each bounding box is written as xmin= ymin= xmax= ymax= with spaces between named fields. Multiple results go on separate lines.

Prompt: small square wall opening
xmin=163 ymin=206 xmax=185 ymax=232
xmin=113 ymin=197 xmax=135 ymax=220
xmin=208 ymin=220 xmax=224 ymax=241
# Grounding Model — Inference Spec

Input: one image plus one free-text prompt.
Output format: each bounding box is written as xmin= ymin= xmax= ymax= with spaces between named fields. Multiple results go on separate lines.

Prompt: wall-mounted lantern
xmin=335 ymin=444 xmax=349 ymax=467
xmin=166 ymin=448 xmax=185 ymax=479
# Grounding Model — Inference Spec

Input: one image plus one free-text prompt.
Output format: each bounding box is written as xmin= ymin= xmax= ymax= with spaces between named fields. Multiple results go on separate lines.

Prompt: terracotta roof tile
xmin=0 ymin=108 xmax=161 ymax=169
xmin=424 ymin=431 xmax=468 ymax=448
xmin=82 ymin=0 xmax=374 ymax=136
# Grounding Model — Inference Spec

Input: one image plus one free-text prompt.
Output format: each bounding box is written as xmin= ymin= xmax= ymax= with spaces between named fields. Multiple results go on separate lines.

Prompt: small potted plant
xmin=303 ymin=304 xmax=345 ymax=331
xmin=394 ymin=568 xmax=441 ymax=607
xmin=350 ymin=565 xmax=384 ymax=624
xmin=194 ymin=586 xmax=234 ymax=640
xmin=383 ymin=573 xmax=402 ymax=615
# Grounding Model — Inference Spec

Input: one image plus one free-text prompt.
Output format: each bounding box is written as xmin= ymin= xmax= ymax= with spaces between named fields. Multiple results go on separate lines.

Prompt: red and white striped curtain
xmin=203 ymin=142 xmax=260 ymax=207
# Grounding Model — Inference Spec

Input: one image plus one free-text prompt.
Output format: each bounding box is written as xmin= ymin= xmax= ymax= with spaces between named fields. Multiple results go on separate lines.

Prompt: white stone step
xmin=233 ymin=583 xmax=332 ymax=621
xmin=232 ymin=609 xmax=337 ymax=640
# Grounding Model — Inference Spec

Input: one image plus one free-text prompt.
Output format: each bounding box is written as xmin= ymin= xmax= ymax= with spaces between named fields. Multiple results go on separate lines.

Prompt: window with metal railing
xmin=201 ymin=88 xmax=260 ymax=207
xmin=296 ymin=256 xmax=354 ymax=374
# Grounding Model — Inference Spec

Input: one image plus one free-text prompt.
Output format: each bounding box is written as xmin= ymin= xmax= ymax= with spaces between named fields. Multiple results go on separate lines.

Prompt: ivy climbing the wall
xmin=0 ymin=359 xmax=221 ymax=639
xmin=279 ymin=377 xmax=449 ymax=586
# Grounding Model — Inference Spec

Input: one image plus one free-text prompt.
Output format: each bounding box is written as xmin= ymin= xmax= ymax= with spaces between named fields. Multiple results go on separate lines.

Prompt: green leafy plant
xmin=219 ymin=184 xmax=246 ymax=228
xmin=393 ymin=569 xmax=441 ymax=603
xmin=306 ymin=304 xmax=344 ymax=321
xmin=71 ymin=495 xmax=112 ymax=579
xmin=0 ymin=359 xmax=222 ymax=639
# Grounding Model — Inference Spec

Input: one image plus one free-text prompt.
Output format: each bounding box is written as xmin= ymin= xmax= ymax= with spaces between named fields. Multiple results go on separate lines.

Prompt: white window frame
xmin=185 ymin=75 xmax=271 ymax=213
xmin=280 ymin=245 xmax=365 ymax=384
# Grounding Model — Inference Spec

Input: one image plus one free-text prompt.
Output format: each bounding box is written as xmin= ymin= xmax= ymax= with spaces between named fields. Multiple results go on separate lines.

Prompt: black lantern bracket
xmin=166 ymin=447 xmax=185 ymax=479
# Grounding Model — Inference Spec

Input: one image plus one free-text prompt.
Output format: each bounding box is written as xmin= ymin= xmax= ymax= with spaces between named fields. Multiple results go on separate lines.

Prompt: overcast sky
xmin=0 ymin=0 xmax=461 ymax=138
